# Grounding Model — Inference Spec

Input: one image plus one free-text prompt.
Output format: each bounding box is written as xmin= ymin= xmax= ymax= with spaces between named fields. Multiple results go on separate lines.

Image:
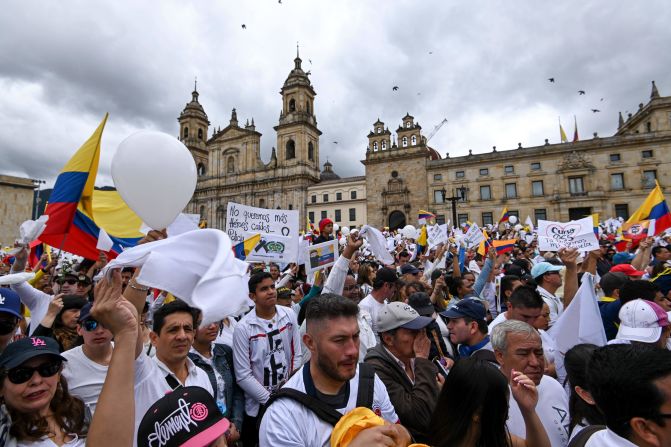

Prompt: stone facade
xmin=0 ymin=175 xmax=35 ymax=246
xmin=362 ymin=82 xmax=671 ymax=229
xmin=306 ymin=168 xmax=367 ymax=228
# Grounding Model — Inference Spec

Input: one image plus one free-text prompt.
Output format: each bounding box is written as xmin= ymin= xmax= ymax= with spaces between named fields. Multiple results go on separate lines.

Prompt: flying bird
xmin=548 ymin=78 xmax=555 ymax=83
xmin=309 ymin=59 xmax=312 ymax=65
xmin=306 ymin=70 xmax=311 ymax=75
xmin=578 ymin=90 xmax=586 ymax=95
xmin=591 ymin=109 xmax=601 ymax=113
xmin=241 ymin=24 xmax=246 ymax=29
xmin=600 ymin=98 xmax=604 ymax=101
xmin=429 ymin=51 xmax=433 ymax=54
xmin=278 ymin=0 xmax=282 ymax=3
xmin=392 ymin=86 xmax=399 ymax=91
xmin=333 ymin=141 xmax=339 ymax=144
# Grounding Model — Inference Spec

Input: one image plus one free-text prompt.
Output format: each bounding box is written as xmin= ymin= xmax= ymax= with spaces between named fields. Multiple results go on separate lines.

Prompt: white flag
xmin=96 ymin=228 xmax=114 ymax=252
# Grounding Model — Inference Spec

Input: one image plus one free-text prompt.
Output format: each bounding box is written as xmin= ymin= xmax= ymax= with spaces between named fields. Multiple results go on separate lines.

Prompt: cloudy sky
xmin=2 ymin=1 xmax=670 ymax=187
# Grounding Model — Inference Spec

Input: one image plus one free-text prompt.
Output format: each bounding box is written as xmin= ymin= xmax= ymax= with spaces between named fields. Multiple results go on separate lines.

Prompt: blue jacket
xmin=189 ymin=343 xmax=245 ymax=430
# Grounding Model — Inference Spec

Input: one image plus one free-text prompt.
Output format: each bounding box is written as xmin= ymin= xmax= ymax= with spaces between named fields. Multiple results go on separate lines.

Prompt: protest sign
xmin=427 ymin=224 xmax=448 ymax=249
xmin=537 ymin=216 xmax=599 ymax=251
xmin=304 ymin=239 xmax=338 ymax=274
xmin=622 ymin=219 xmax=655 ymax=241
xmin=226 ymin=202 xmax=299 ymax=262
xmin=462 ymin=223 xmax=485 ymax=249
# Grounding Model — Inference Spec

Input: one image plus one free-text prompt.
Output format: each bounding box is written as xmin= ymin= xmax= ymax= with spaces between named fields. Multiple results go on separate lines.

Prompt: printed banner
xmin=304 ymin=239 xmax=339 ymax=274
xmin=537 ymin=217 xmax=599 ymax=251
xmin=462 ymin=223 xmax=485 ymax=249
xmin=427 ymin=224 xmax=448 ymax=249
xmin=226 ymin=202 xmax=299 ymax=262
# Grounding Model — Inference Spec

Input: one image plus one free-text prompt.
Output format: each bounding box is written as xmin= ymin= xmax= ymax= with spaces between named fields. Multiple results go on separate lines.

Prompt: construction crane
xmin=427 ymin=118 xmax=448 ymax=142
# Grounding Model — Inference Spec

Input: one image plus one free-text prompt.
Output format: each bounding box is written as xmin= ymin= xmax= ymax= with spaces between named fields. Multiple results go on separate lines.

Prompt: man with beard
xmin=259 ymin=294 xmax=410 ymax=446
xmin=492 ymin=320 xmax=569 ymax=447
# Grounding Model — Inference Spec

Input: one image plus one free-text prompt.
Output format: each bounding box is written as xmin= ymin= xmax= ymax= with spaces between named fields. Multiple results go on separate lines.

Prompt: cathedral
xmin=180 ymin=52 xmax=323 ymax=228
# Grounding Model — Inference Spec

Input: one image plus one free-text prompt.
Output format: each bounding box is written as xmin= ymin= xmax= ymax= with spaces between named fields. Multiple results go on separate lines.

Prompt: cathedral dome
xmin=179 ymin=89 xmax=208 ymax=122
xmin=320 ymin=160 xmax=340 ymax=181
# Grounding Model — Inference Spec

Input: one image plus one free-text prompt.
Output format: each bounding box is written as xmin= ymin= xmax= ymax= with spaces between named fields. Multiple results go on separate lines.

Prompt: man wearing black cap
xmin=358 ymin=267 xmax=399 ymax=336
xmin=0 ymin=289 xmax=24 ymax=353
xmin=364 ymin=302 xmax=441 ymax=443
xmin=441 ymin=298 xmax=496 ymax=362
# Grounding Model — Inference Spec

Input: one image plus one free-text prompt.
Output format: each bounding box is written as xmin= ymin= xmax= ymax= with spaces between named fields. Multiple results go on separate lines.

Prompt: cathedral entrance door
xmin=389 ymin=210 xmax=406 ymax=231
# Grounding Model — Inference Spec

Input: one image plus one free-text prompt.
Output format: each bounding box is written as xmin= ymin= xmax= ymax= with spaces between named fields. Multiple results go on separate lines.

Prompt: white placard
xmin=427 ymin=224 xmax=448 ymax=249
xmin=96 ymin=228 xmax=114 ymax=252
xmin=226 ymin=202 xmax=299 ymax=262
xmin=537 ymin=217 xmax=599 ymax=252
xmin=462 ymin=223 xmax=485 ymax=249
xmin=304 ymin=239 xmax=339 ymax=274
xmin=245 ymin=233 xmax=295 ymax=263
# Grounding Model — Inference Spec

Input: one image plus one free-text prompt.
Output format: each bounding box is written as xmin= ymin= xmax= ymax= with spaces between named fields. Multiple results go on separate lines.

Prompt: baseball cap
xmin=610 ymin=264 xmax=645 ymax=277
xmin=407 ymin=292 xmax=434 ymax=317
xmin=375 ymin=267 xmax=399 ymax=284
xmin=653 ymin=271 xmax=671 ymax=296
xmin=77 ymin=273 xmax=92 ymax=285
xmin=0 ymin=336 xmax=66 ymax=369
xmin=0 ymin=289 xmax=24 ymax=319
xmin=531 ymin=262 xmax=563 ymax=279
xmin=276 ymin=287 xmax=295 ymax=299
xmin=78 ymin=303 xmax=93 ymax=323
xmin=376 ymin=302 xmax=432 ymax=333
xmin=599 ymin=272 xmax=629 ymax=295
xmin=440 ymin=298 xmax=487 ymax=321
xmin=138 ymin=386 xmax=230 ymax=447
xmin=613 ymin=252 xmax=636 ymax=265
xmin=616 ymin=299 xmax=670 ymax=343
xmin=400 ymin=264 xmax=420 ymax=276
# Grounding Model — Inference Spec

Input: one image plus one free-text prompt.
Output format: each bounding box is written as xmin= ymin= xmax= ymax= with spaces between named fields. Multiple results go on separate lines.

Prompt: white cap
xmin=616 ymin=299 xmax=670 ymax=343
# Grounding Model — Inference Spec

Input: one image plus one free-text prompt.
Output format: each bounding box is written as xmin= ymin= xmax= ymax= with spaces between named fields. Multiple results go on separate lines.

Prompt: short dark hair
xmin=620 ymin=280 xmax=660 ymax=305
xmin=508 ymin=285 xmax=544 ymax=309
xmin=305 ymin=293 xmax=358 ymax=332
xmin=500 ymin=275 xmax=521 ymax=295
xmin=152 ymin=300 xmax=196 ymax=334
xmin=653 ymin=246 xmax=669 ymax=257
xmin=249 ymin=271 xmax=273 ymax=294
xmin=463 ymin=316 xmax=488 ymax=335
xmin=398 ymin=251 xmax=410 ymax=258
xmin=588 ymin=344 xmax=671 ymax=439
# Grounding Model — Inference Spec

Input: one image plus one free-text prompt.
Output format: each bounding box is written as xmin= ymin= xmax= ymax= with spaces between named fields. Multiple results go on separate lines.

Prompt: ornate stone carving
xmin=557 ymin=150 xmax=595 ymax=172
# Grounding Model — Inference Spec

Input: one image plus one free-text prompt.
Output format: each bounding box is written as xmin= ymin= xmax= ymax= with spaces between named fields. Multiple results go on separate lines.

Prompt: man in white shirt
xmin=584 ymin=344 xmax=671 ymax=446
xmin=491 ymin=320 xmax=570 ymax=447
xmin=62 ymin=303 xmax=114 ymax=414
xmin=233 ymin=271 xmax=302 ymax=446
xmin=489 ymin=285 xmax=544 ymax=333
xmin=358 ymin=267 xmax=399 ymax=335
xmin=259 ymin=294 xmax=410 ymax=446
xmin=531 ymin=248 xmax=579 ymax=328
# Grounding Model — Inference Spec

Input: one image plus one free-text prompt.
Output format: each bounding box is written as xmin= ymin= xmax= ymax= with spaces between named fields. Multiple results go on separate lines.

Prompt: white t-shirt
xmin=537 ymin=286 xmax=564 ymax=327
xmin=214 ymin=317 xmax=238 ymax=348
xmin=15 ymin=435 xmax=85 ymax=447
xmin=259 ymin=364 xmax=399 ymax=446
xmin=359 ymin=294 xmax=386 ymax=334
xmin=488 ymin=312 xmax=508 ymax=333
xmin=507 ymin=375 xmax=570 ymax=447
xmin=189 ymin=346 xmax=227 ymax=414
xmin=61 ymin=345 xmax=112 ymax=414
xmin=585 ymin=428 xmax=636 ymax=446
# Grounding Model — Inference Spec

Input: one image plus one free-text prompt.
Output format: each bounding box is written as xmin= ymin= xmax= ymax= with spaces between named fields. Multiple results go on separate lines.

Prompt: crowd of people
xmin=1 ymin=216 xmax=671 ymax=446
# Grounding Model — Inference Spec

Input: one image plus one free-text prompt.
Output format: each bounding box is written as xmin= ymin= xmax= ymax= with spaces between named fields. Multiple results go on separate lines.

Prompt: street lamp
xmin=32 ymin=179 xmax=46 ymax=219
xmin=440 ymin=185 xmax=467 ymax=228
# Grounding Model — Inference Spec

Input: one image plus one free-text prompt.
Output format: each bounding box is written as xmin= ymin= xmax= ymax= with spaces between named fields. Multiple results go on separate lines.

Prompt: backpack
xmin=567 ymin=425 xmax=607 ymax=447
xmin=258 ymin=363 xmax=376 ymax=427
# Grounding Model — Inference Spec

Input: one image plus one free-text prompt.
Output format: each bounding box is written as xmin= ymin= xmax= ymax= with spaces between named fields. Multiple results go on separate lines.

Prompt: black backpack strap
xmin=567 ymin=425 xmax=607 ymax=447
xmin=165 ymin=374 xmax=182 ymax=391
xmin=260 ymin=388 xmax=343 ymax=427
xmin=356 ymin=363 xmax=375 ymax=408
xmin=470 ymin=348 xmax=498 ymax=364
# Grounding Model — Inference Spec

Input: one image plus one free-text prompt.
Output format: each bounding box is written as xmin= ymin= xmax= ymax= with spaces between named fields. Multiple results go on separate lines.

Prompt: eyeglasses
xmin=0 ymin=318 xmax=18 ymax=336
xmin=83 ymin=319 xmax=100 ymax=331
xmin=58 ymin=279 xmax=77 ymax=286
xmin=5 ymin=360 xmax=62 ymax=384
xmin=76 ymin=281 xmax=91 ymax=287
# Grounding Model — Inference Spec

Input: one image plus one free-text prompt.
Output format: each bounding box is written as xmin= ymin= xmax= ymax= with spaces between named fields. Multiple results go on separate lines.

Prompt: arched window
xmin=183 ymin=127 xmax=189 ymax=138
xmin=382 ymin=141 xmax=387 ymax=150
xmin=308 ymin=142 xmax=314 ymax=161
xmin=286 ymin=140 xmax=296 ymax=159
xmin=197 ymin=163 xmax=206 ymax=176
xmin=289 ymin=99 xmax=296 ymax=112
xmin=411 ymin=135 xmax=417 ymax=145
xmin=306 ymin=102 xmax=311 ymax=114
xmin=227 ymin=156 xmax=235 ymax=173
xmin=217 ymin=206 xmax=225 ymax=229
xmin=259 ymin=199 xmax=266 ymax=208
xmin=402 ymin=136 xmax=408 ymax=147
xmin=377 ymin=127 xmax=382 ymax=134
xmin=373 ymin=142 xmax=378 ymax=151
xmin=198 ymin=128 xmax=203 ymax=140
xmin=405 ymin=122 xmax=411 ymax=128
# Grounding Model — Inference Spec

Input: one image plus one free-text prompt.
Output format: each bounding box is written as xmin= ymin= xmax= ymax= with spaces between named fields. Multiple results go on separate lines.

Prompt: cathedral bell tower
xmin=178 ymin=81 xmax=210 ymax=177
xmin=274 ymin=47 xmax=322 ymax=173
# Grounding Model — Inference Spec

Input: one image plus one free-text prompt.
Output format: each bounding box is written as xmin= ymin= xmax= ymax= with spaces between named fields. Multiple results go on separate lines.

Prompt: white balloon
xmin=401 ymin=225 xmax=416 ymax=239
xmin=514 ymin=224 xmax=523 ymax=231
xmin=333 ymin=223 xmax=340 ymax=232
xmin=339 ymin=237 xmax=347 ymax=246
xmin=508 ymin=215 xmax=518 ymax=225
xmin=112 ymin=131 xmax=197 ymax=230
xmin=341 ymin=226 xmax=350 ymax=236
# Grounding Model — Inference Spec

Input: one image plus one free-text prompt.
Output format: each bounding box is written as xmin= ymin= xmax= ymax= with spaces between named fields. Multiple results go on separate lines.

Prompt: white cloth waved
xmin=359 ymin=225 xmax=395 ymax=265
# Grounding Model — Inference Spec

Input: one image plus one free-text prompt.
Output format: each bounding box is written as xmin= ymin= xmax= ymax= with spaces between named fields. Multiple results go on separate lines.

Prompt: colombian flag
xmin=498 ymin=208 xmax=510 ymax=226
xmin=592 ymin=214 xmax=599 ymax=237
xmin=418 ymin=210 xmax=436 ymax=221
xmin=627 ymin=181 xmax=671 ymax=235
xmin=492 ymin=239 xmax=517 ymax=254
xmin=40 ymin=115 xmax=142 ymax=260
xmin=232 ymin=234 xmax=261 ymax=261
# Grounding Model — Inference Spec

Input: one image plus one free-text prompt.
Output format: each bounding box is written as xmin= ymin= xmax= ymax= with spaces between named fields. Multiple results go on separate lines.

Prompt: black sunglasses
xmin=0 ymin=318 xmax=18 ymax=336
xmin=5 ymin=360 xmax=62 ymax=384
xmin=58 ymin=278 xmax=77 ymax=286
xmin=82 ymin=319 xmax=100 ymax=332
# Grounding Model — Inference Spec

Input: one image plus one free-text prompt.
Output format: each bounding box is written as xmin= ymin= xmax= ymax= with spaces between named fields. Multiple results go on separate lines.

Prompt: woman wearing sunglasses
xmin=0 ymin=335 xmax=87 ymax=446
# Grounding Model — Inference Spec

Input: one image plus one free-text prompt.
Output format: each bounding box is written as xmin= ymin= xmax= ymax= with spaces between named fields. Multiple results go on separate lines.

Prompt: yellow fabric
xmin=28 ymin=269 xmax=44 ymax=287
xmin=628 ymin=181 xmax=667 ymax=224
xmin=243 ymin=234 xmax=262 ymax=257
xmin=417 ymin=225 xmax=428 ymax=247
xmin=78 ymin=189 xmax=144 ymax=239
xmin=331 ymin=407 xmax=384 ymax=447
xmin=63 ymin=114 xmax=107 ymax=217
xmin=560 ymin=123 xmax=568 ymax=143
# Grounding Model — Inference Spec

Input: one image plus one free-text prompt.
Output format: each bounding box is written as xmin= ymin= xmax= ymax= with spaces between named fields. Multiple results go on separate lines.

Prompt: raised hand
xmin=413 ymin=330 xmax=431 ymax=359
xmin=510 ymin=369 xmax=538 ymax=414
xmin=92 ymin=270 xmax=138 ymax=337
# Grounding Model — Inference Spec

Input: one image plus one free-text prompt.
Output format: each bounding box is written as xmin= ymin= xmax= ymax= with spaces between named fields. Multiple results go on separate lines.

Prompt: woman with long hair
xmin=357 ymin=263 xmax=376 ymax=297
xmin=564 ymin=343 xmax=606 ymax=440
xmin=429 ymin=358 xmax=550 ymax=447
xmin=0 ymin=336 xmax=88 ymax=446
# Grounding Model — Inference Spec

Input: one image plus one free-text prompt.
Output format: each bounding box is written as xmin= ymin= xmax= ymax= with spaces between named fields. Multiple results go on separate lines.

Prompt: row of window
xmin=286 ymin=140 xmax=315 ymax=161
xmin=308 ymin=208 xmax=357 ymax=224
xmin=371 ymin=135 xmax=417 ymax=151
xmin=311 ymin=191 xmax=358 ymax=203
xmin=449 ymin=204 xmax=631 ymax=226
xmin=182 ymin=127 xmax=204 ymax=140
xmin=433 ymin=150 xmax=656 ymax=182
